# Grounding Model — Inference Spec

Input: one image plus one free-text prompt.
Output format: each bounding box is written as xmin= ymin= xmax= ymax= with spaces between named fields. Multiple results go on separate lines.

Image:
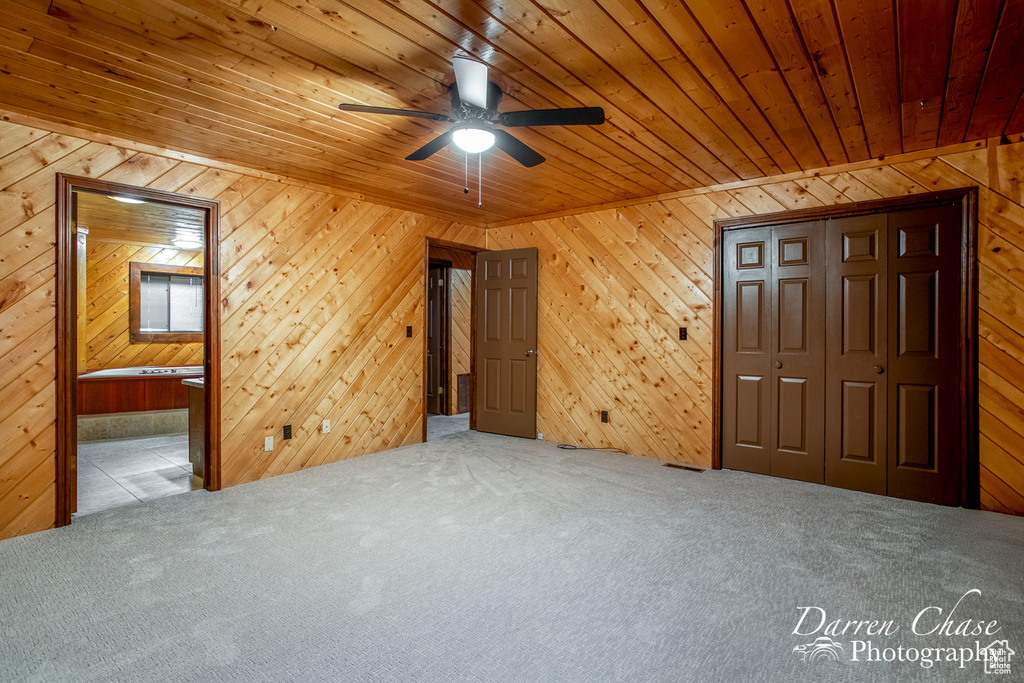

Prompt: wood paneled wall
xmin=0 ymin=116 xmax=483 ymax=539
xmin=489 ymin=138 xmax=1024 ymax=515
xmin=85 ymin=242 xmax=203 ymax=371
xmin=429 ymin=247 xmax=473 ymax=414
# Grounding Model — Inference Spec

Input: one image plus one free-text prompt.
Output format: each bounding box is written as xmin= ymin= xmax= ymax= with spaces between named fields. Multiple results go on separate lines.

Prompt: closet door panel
xmin=722 ymin=228 xmax=773 ymax=474
xmin=769 ymin=222 xmax=825 ymax=483
xmin=825 ymin=214 xmax=888 ymax=494
xmin=887 ymin=204 xmax=961 ymax=504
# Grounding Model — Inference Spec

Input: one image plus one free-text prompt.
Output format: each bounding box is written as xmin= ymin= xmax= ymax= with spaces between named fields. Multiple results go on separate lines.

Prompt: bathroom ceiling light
xmin=110 ymin=196 xmax=145 ymax=204
xmin=452 ymin=126 xmax=495 ymax=154
xmin=173 ymin=238 xmax=203 ymax=250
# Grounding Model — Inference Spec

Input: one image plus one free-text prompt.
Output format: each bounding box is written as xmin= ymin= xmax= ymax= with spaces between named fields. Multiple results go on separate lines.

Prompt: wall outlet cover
xmin=264 ymin=436 xmax=274 ymax=451
xmin=537 ymin=433 xmax=543 ymax=440
xmin=283 ymin=425 xmax=292 ymax=440
xmin=322 ymin=419 xmax=331 ymax=434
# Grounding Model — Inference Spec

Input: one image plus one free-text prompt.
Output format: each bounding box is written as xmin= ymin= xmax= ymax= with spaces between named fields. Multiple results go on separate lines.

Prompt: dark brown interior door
xmin=722 ymin=227 xmax=773 ymax=474
xmin=825 ymin=213 xmax=888 ymax=495
xmin=474 ymin=248 xmax=538 ymax=439
xmin=426 ymin=263 xmax=448 ymax=415
xmin=722 ymin=223 xmax=824 ymax=481
xmin=886 ymin=204 xmax=961 ymax=504
xmin=770 ymin=222 xmax=825 ymax=483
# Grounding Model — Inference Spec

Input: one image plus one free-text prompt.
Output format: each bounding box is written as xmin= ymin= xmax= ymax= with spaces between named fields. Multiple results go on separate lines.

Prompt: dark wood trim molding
xmin=712 ymin=187 xmax=979 ymax=508
xmin=55 ymin=174 xmax=222 ymax=526
xmin=128 ymin=261 xmax=204 ymax=343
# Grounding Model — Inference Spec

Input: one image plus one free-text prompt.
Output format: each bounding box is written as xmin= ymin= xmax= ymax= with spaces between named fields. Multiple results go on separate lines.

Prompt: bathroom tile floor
xmin=75 ymin=434 xmax=200 ymax=517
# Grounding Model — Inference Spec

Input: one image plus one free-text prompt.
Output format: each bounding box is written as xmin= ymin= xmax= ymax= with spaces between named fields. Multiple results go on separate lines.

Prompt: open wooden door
xmin=474 ymin=248 xmax=538 ymax=439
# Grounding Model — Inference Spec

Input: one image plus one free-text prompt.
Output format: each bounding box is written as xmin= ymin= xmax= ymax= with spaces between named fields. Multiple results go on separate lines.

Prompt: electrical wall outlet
xmin=537 ymin=433 xmax=544 ymax=440
xmin=679 ymin=326 xmax=688 ymax=341
xmin=322 ymin=419 xmax=331 ymax=434
xmin=283 ymin=425 xmax=292 ymax=440
xmin=601 ymin=410 xmax=609 ymax=423
xmin=264 ymin=436 xmax=274 ymax=451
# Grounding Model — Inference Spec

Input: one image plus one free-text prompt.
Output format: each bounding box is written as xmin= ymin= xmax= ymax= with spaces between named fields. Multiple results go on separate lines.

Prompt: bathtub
xmin=78 ymin=366 xmax=203 ymax=415
xmin=78 ymin=366 xmax=203 ymax=379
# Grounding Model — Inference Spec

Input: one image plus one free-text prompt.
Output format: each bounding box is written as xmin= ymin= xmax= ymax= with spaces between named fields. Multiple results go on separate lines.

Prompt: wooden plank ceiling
xmin=76 ymin=191 xmax=205 ymax=248
xmin=1 ymin=0 xmax=1022 ymax=223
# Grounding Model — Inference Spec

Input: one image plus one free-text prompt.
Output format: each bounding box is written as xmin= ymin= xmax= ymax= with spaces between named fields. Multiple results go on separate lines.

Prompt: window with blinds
xmin=129 ymin=262 xmax=204 ymax=343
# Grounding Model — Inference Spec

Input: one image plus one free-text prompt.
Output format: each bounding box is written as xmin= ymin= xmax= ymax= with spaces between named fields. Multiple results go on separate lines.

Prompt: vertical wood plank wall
xmin=489 ymin=140 xmax=1024 ymax=515
xmin=85 ymin=243 xmax=203 ymax=370
xmin=429 ymin=247 xmax=473 ymax=414
xmin=0 ymin=117 xmax=483 ymax=539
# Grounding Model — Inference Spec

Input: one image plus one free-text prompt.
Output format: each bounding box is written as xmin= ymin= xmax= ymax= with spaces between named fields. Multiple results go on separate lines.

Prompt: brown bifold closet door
xmin=769 ymin=222 xmax=826 ymax=482
xmin=722 ymin=226 xmax=772 ymax=474
xmin=722 ymin=223 xmax=825 ymax=482
xmin=825 ymin=213 xmax=888 ymax=495
xmin=474 ymin=248 xmax=538 ymax=439
xmin=886 ymin=204 xmax=961 ymax=504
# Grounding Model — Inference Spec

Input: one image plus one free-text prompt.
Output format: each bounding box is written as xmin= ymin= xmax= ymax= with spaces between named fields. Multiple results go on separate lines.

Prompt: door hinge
xmin=439 ymin=387 xmax=443 ymax=394
xmin=70 ymin=455 xmax=77 ymax=470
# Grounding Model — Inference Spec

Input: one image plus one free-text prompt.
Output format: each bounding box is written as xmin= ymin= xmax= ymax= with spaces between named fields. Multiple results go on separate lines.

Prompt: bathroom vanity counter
xmin=183 ymin=377 xmax=204 ymax=479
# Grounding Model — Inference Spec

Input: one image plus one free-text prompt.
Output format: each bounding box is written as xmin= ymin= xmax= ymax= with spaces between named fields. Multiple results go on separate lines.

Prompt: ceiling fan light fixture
xmin=452 ymin=126 xmax=495 ymax=154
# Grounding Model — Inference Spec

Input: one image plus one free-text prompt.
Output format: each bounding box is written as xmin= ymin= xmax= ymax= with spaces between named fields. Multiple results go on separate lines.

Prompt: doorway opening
xmin=712 ymin=187 xmax=978 ymax=507
xmin=56 ymin=175 xmax=221 ymax=525
xmin=423 ymin=239 xmax=484 ymax=443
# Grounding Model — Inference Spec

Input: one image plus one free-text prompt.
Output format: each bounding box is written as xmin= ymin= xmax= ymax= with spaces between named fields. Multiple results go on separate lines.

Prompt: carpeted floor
xmin=426 ymin=412 xmax=470 ymax=441
xmin=1 ymin=431 xmax=1021 ymax=682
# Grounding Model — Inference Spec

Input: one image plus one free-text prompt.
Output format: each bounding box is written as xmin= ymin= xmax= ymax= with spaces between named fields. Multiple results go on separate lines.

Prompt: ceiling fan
xmin=337 ymin=56 xmax=605 ymax=167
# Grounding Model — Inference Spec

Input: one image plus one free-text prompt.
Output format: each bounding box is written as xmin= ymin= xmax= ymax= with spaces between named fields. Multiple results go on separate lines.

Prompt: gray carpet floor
xmin=426 ymin=412 xmax=470 ymax=441
xmin=1 ymin=431 xmax=1021 ymax=682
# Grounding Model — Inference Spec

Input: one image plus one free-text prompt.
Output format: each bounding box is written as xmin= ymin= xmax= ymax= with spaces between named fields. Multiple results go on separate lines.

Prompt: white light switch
xmin=264 ymin=436 xmax=274 ymax=452
xmin=322 ymin=419 xmax=331 ymax=434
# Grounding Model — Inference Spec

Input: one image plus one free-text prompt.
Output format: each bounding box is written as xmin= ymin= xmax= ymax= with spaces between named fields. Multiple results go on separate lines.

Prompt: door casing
xmin=712 ymin=187 xmax=978 ymax=507
xmin=55 ymin=174 xmax=222 ymax=526
xmin=422 ymin=238 xmax=487 ymax=441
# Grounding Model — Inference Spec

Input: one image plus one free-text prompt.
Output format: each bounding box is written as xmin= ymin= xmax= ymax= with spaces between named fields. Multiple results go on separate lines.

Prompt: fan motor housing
xmin=449 ymin=81 xmax=503 ymax=121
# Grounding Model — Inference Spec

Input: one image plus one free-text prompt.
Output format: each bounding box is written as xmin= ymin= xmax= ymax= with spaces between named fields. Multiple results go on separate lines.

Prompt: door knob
xmin=874 ymin=365 xmax=884 ymax=374
xmin=525 ymin=350 xmax=535 ymax=357
xmin=775 ymin=361 xmax=782 ymax=369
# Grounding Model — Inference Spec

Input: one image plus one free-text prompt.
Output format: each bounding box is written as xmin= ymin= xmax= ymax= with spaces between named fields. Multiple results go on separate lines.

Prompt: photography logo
xmin=788 ymin=590 xmax=1014 ymax=674
xmin=793 ymin=636 xmax=845 ymax=662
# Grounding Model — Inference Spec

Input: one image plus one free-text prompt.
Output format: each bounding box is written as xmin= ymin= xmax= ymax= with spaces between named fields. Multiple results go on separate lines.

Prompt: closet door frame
xmin=712 ymin=187 xmax=978 ymax=508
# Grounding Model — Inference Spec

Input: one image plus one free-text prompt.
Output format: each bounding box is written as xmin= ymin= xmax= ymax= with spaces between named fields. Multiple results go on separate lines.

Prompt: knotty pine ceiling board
xmin=1 ymin=0 xmax=1021 ymax=223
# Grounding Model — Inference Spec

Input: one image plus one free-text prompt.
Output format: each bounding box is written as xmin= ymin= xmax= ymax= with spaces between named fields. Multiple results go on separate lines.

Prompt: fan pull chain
xmin=478 ymin=154 xmax=483 ymax=208
xmin=464 ymin=150 xmax=469 ymax=195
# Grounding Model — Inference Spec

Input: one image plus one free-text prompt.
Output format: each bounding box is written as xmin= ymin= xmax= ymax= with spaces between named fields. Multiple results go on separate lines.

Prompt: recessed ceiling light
xmin=110 ymin=196 xmax=145 ymax=204
xmin=173 ymin=239 xmax=203 ymax=250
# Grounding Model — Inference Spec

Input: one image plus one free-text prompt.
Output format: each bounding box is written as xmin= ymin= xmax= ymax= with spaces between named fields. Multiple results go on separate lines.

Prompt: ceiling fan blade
xmin=405 ymin=131 xmax=453 ymax=161
xmin=492 ymin=130 xmax=545 ymax=167
xmin=338 ymin=103 xmax=451 ymax=122
xmin=498 ymin=107 xmax=605 ymax=127
xmin=452 ymin=56 xmax=489 ymax=110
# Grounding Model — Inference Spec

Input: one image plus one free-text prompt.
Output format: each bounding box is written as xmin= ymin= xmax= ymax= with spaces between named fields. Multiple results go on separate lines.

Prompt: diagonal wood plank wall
xmin=489 ymin=139 xmax=1024 ymax=515
xmin=85 ymin=243 xmax=203 ymax=371
xmin=0 ymin=116 xmax=483 ymax=539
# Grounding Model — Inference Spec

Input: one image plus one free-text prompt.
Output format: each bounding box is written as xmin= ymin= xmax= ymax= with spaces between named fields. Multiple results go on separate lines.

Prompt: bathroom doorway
xmin=424 ymin=239 xmax=482 ymax=443
xmin=56 ymin=175 xmax=221 ymax=525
